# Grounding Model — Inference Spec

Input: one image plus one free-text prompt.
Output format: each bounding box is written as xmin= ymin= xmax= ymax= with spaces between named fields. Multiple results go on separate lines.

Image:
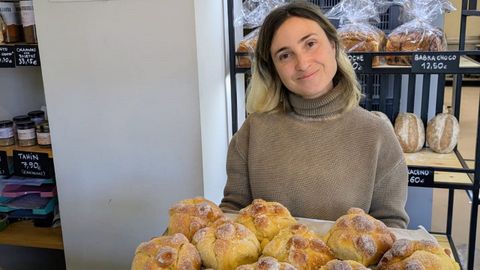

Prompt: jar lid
xmin=0 ymin=120 xmax=13 ymax=128
xmin=13 ymin=115 xmax=30 ymax=122
xmin=36 ymin=121 xmax=50 ymax=132
xmin=28 ymin=110 xmax=45 ymax=118
xmin=16 ymin=120 xmax=35 ymax=129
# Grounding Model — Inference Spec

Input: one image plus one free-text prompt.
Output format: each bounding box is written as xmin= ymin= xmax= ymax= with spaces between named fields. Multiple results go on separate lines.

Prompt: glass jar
xmin=0 ymin=0 xmax=23 ymax=43
xmin=0 ymin=120 xmax=15 ymax=146
xmin=27 ymin=110 xmax=45 ymax=125
xmin=16 ymin=120 xmax=36 ymax=146
xmin=12 ymin=114 xmax=30 ymax=142
xmin=36 ymin=121 xmax=50 ymax=148
xmin=19 ymin=0 xmax=35 ymax=43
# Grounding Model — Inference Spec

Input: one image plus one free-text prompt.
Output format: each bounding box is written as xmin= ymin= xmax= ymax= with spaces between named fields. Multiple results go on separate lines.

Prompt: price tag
xmin=0 ymin=151 xmax=10 ymax=175
xmin=0 ymin=45 xmax=15 ymax=68
xmin=408 ymin=168 xmax=434 ymax=187
xmin=348 ymin=54 xmax=372 ymax=73
xmin=411 ymin=53 xmax=459 ymax=73
xmin=15 ymin=45 xmax=40 ymax=66
xmin=13 ymin=151 xmax=54 ymax=178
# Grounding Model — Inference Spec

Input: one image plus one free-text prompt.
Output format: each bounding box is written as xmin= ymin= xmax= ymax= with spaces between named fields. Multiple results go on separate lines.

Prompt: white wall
xmin=34 ymin=0 xmax=228 ymax=269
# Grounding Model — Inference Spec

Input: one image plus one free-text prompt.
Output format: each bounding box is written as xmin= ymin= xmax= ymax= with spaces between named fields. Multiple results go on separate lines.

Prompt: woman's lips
xmin=298 ymin=70 xmax=318 ymax=80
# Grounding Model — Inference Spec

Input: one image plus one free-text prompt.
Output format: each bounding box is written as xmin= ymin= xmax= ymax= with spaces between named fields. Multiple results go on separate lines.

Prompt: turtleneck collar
xmin=287 ymin=83 xmax=348 ymax=119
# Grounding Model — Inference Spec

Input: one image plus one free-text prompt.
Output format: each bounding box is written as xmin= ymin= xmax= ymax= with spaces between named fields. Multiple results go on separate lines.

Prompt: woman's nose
xmin=295 ymin=53 xmax=309 ymax=71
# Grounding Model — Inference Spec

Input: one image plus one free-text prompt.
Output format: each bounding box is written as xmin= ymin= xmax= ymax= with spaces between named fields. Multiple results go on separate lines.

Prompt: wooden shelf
xmin=0 ymin=220 xmax=63 ymax=250
xmin=0 ymin=145 xmax=52 ymax=158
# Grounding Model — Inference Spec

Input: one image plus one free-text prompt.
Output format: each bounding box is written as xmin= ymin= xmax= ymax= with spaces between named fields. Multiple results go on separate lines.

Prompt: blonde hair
xmin=246 ymin=1 xmax=362 ymax=114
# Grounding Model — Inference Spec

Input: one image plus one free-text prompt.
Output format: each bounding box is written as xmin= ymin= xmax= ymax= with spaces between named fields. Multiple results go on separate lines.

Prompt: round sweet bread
xmin=426 ymin=113 xmax=459 ymax=154
xmin=323 ymin=208 xmax=396 ymax=266
xmin=318 ymin=259 xmax=370 ymax=270
xmin=236 ymin=256 xmax=298 ymax=270
xmin=167 ymin=197 xmax=224 ymax=241
xmin=262 ymin=224 xmax=335 ymax=270
xmin=235 ymin=199 xmax=297 ymax=249
xmin=192 ymin=218 xmax=261 ymax=270
xmin=376 ymin=239 xmax=460 ymax=270
xmin=394 ymin=112 xmax=425 ymax=153
xmin=131 ymin=233 xmax=201 ymax=270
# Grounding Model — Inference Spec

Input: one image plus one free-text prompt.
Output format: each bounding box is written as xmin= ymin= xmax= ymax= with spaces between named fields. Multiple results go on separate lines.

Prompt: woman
xmin=220 ymin=1 xmax=409 ymax=228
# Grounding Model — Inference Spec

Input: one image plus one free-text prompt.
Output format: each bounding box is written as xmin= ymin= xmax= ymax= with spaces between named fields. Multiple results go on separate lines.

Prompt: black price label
xmin=13 ymin=151 xmax=53 ymax=178
xmin=15 ymin=45 xmax=40 ymax=66
xmin=408 ymin=168 xmax=434 ymax=187
xmin=0 ymin=45 xmax=15 ymax=68
xmin=348 ymin=54 xmax=372 ymax=73
xmin=0 ymin=151 xmax=9 ymax=175
xmin=411 ymin=53 xmax=459 ymax=73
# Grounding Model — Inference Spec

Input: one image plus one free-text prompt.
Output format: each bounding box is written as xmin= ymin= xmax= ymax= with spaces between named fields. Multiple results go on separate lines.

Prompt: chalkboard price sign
xmin=348 ymin=54 xmax=372 ymax=72
xmin=13 ymin=151 xmax=53 ymax=178
xmin=408 ymin=168 xmax=434 ymax=187
xmin=0 ymin=45 xmax=15 ymax=68
xmin=411 ymin=53 xmax=459 ymax=73
xmin=15 ymin=45 xmax=40 ymax=66
xmin=0 ymin=151 xmax=9 ymax=175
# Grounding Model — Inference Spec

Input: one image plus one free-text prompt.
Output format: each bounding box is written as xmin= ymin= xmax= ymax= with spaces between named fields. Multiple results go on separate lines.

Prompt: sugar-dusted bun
xmin=131 ymin=233 xmax=201 ymax=270
xmin=426 ymin=113 xmax=460 ymax=154
xmin=236 ymin=256 xmax=298 ymax=270
xmin=192 ymin=218 xmax=261 ymax=270
xmin=377 ymin=239 xmax=460 ymax=270
xmin=167 ymin=197 xmax=224 ymax=241
xmin=394 ymin=113 xmax=425 ymax=153
xmin=323 ymin=208 xmax=396 ymax=266
xmin=262 ymin=224 xmax=335 ymax=270
xmin=235 ymin=199 xmax=297 ymax=248
xmin=319 ymin=259 xmax=371 ymax=270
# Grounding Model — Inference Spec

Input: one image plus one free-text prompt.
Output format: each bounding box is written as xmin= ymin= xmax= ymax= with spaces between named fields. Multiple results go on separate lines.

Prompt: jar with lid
xmin=0 ymin=0 xmax=23 ymax=43
xmin=12 ymin=114 xmax=30 ymax=142
xmin=36 ymin=121 xmax=50 ymax=148
xmin=27 ymin=110 xmax=45 ymax=125
xmin=16 ymin=120 xmax=36 ymax=147
xmin=0 ymin=120 xmax=14 ymax=146
xmin=19 ymin=0 xmax=35 ymax=43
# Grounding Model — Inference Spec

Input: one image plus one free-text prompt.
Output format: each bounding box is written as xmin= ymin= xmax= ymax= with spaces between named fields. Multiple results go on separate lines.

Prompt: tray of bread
xmin=131 ymin=197 xmax=460 ymax=270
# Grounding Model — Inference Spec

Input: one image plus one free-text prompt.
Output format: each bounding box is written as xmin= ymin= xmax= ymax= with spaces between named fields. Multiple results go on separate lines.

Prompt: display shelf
xmin=0 ymin=220 xmax=62 ymax=250
xmin=0 ymin=145 xmax=52 ymax=158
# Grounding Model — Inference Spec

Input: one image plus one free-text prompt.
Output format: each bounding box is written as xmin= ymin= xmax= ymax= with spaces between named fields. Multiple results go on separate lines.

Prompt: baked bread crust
xmin=236 ymin=256 xmax=298 ymax=270
xmin=235 ymin=199 xmax=297 ymax=249
xmin=237 ymin=37 xmax=257 ymax=68
xmin=192 ymin=218 xmax=261 ymax=270
xmin=426 ymin=113 xmax=459 ymax=154
xmin=339 ymin=25 xmax=385 ymax=66
xmin=318 ymin=259 xmax=371 ymax=270
xmin=376 ymin=239 xmax=460 ymax=270
xmin=323 ymin=208 xmax=396 ymax=266
xmin=131 ymin=233 xmax=202 ymax=270
xmin=167 ymin=197 xmax=224 ymax=241
xmin=394 ymin=113 xmax=425 ymax=153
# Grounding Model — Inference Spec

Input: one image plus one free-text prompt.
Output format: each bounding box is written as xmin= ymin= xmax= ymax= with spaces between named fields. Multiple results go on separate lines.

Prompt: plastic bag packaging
xmin=326 ymin=0 xmax=393 ymax=66
xmin=385 ymin=0 xmax=455 ymax=65
xmin=234 ymin=0 xmax=288 ymax=29
xmin=237 ymin=28 xmax=259 ymax=68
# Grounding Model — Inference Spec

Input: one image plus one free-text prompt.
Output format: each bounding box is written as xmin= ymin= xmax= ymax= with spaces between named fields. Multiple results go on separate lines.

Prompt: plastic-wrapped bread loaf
xmin=426 ymin=113 xmax=459 ymax=154
xmin=339 ymin=26 xmax=385 ymax=66
xmin=394 ymin=113 xmax=425 ymax=153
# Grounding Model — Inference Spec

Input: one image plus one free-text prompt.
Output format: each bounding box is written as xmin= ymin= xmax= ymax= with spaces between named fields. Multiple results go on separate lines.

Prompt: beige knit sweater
xmin=220 ymin=85 xmax=409 ymax=228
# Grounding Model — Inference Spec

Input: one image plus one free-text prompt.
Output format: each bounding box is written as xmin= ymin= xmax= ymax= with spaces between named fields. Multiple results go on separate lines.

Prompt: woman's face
xmin=270 ymin=16 xmax=337 ymax=99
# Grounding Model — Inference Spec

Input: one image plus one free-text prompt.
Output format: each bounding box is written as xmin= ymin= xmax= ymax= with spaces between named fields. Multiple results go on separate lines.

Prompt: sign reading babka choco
xmin=408 ymin=168 xmax=434 ymax=187
xmin=347 ymin=53 xmax=372 ymax=72
xmin=411 ymin=53 xmax=459 ymax=73
xmin=0 ymin=45 xmax=15 ymax=68
xmin=15 ymin=45 xmax=40 ymax=66
xmin=13 ymin=150 xmax=53 ymax=178
xmin=0 ymin=151 xmax=9 ymax=175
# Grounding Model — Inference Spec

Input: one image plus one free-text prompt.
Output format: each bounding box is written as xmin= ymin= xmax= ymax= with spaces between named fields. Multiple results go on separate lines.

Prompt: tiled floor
xmin=432 ymin=85 xmax=480 ymax=269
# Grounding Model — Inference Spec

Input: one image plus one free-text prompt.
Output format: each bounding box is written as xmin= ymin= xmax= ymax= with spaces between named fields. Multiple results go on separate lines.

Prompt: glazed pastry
xmin=236 ymin=256 xmax=297 ymax=270
xmin=319 ymin=259 xmax=371 ymax=270
xmin=323 ymin=208 xmax=396 ymax=266
xmin=131 ymin=233 xmax=201 ymax=270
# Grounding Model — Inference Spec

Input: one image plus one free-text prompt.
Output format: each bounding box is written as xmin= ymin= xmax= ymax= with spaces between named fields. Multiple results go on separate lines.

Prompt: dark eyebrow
xmin=273 ymin=33 xmax=317 ymax=57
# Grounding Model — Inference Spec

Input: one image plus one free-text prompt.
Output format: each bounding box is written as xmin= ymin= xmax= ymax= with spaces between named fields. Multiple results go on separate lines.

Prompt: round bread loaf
xmin=394 ymin=113 xmax=425 ymax=153
xmin=192 ymin=218 xmax=261 ymax=270
xmin=376 ymin=239 xmax=460 ymax=270
xmin=236 ymin=256 xmax=298 ymax=270
xmin=262 ymin=224 xmax=335 ymax=270
xmin=167 ymin=197 xmax=224 ymax=241
xmin=426 ymin=113 xmax=459 ymax=154
xmin=323 ymin=208 xmax=396 ymax=266
xmin=235 ymin=199 xmax=297 ymax=249
xmin=131 ymin=233 xmax=201 ymax=270
xmin=318 ymin=259 xmax=370 ymax=270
